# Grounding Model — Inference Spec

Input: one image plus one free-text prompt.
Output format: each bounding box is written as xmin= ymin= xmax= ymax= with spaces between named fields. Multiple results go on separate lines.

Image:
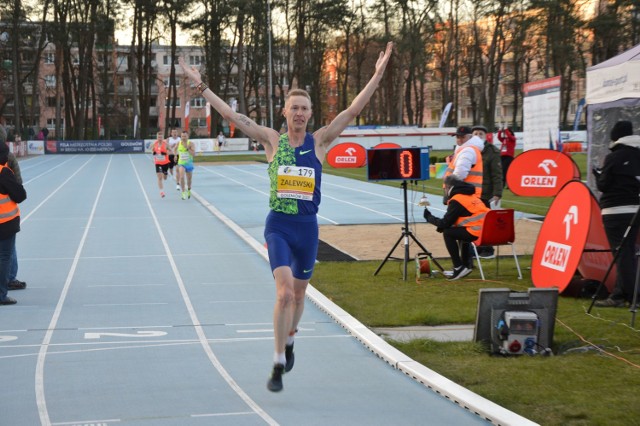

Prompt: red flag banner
xmin=184 ymin=101 xmax=190 ymax=132
xmin=206 ymin=102 xmax=211 ymax=136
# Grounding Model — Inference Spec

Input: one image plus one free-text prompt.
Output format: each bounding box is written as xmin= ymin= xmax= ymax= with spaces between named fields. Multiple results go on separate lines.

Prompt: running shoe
xmin=176 ymin=184 xmax=180 ymax=191
xmin=187 ymin=189 xmax=191 ymax=199
xmin=284 ymin=343 xmax=295 ymax=372
xmin=594 ymin=297 xmax=627 ymax=308
xmin=8 ymin=280 xmax=26 ymax=290
xmin=181 ymin=191 xmax=187 ymax=200
xmin=0 ymin=296 xmax=17 ymax=305
xmin=267 ymin=363 xmax=285 ymax=392
xmin=448 ymin=266 xmax=472 ymax=281
xmin=161 ymin=191 xmax=165 ymax=198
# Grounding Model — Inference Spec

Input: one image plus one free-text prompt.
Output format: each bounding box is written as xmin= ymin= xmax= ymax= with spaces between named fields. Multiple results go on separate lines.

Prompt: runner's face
xmin=181 ymin=132 xmax=188 ymax=141
xmin=171 ymin=130 xmax=177 ymax=138
xmin=284 ymin=96 xmax=312 ymax=130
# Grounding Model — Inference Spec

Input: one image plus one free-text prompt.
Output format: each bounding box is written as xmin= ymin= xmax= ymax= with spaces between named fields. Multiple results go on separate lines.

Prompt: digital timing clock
xmin=366 ymin=147 xmax=430 ymax=181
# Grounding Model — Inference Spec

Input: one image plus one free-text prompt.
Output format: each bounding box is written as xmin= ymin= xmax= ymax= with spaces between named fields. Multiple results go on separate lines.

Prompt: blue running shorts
xmin=264 ymin=211 xmax=318 ymax=280
xmin=180 ymin=163 xmax=194 ymax=173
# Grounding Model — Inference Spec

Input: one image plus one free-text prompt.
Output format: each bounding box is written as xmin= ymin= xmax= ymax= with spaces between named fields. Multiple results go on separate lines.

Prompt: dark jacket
xmin=0 ymin=164 xmax=27 ymax=240
xmin=424 ymin=181 xmax=477 ymax=232
xmin=481 ymin=141 xmax=503 ymax=201
xmin=596 ymin=135 xmax=640 ymax=210
xmin=7 ymin=152 xmax=22 ymax=184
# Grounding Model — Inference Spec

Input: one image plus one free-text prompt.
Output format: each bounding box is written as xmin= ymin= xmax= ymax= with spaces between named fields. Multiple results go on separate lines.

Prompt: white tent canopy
xmin=586 ymin=43 xmax=640 ymax=105
xmin=585 ymin=43 xmax=640 ymax=195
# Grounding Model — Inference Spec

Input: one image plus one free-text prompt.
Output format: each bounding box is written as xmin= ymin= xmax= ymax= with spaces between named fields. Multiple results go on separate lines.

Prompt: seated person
xmin=423 ymin=175 xmax=490 ymax=280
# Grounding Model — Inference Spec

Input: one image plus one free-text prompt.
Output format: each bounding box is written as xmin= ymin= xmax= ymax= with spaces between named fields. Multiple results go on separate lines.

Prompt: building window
xmin=163 ymin=77 xmax=180 ymax=87
xmin=168 ymin=118 xmax=182 ymax=128
xmin=192 ymin=118 xmax=207 ymax=128
xmin=189 ymin=55 xmax=205 ymax=66
xmin=117 ymin=55 xmax=128 ymax=71
xmin=47 ymin=118 xmax=63 ymax=129
xmin=44 ymin=75 xmax=56 ymax=87
xmin=46 ymin=97 xmax=59 ymax=107
xmin=44 ymin=53 xmax=55 ymax=64
xmin=190 ymin=97 xmax=206 ymax=108
xmin=165 ymin=98 xmax=181 ymax=108
xmin=163 ymin=55 xmax=179 ymax=65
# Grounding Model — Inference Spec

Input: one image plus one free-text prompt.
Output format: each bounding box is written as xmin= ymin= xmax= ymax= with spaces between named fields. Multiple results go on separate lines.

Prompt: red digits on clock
xmin=399 ymin=150 xmax=413 ymax=178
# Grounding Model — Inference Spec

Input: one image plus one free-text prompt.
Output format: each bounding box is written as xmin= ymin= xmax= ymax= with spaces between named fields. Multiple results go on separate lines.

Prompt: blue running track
xmin=0 ymin=154 xmax=537 ymax=425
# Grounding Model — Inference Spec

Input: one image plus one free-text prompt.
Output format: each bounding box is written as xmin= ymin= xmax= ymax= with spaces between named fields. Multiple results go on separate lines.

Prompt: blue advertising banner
xmin=44 ymin=140 xmax=145 ymax=154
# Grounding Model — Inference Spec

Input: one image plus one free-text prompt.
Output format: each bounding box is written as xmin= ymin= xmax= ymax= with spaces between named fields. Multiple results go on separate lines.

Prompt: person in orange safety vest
xmin=424 ymin=175 xmax=489 ymax=281
xmin=442 ymin=126 xmax=484 ymax=203
xmin=0 ymin=137 xmax=26 ymax=305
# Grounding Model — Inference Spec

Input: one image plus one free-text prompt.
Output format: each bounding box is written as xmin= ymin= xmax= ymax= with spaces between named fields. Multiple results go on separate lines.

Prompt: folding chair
xmin=471 ymin=209 xmax=522 ymax=280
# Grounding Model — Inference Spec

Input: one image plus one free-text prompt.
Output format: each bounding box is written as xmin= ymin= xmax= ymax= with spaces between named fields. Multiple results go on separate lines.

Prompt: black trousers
xmin=442 ymin=227 xmax=477 ymax=269
xmin=602 ymin=212 xmax=640 ymax=302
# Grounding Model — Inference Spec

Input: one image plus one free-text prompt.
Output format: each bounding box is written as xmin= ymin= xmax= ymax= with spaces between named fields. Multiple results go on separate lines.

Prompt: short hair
xmin=444 ymin=174 xmax=463 ymax=188
xmin=285 ymin=88 xmax=311 ymax=105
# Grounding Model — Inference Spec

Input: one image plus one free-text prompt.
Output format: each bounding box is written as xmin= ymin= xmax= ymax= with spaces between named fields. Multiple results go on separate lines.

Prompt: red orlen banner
xmin=532 ymin=181 xmax=616 ymax=293
xmin=506 ymin=149 xmax=580 ymax=197
xmin=373 ymin=142 xmax=402 ymax=149
xmin=326 ymin=142 xmax=367 ymax=168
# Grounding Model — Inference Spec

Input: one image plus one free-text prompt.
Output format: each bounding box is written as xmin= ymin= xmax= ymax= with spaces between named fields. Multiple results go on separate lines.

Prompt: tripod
xmin=374 ymin=180 xmax=444 ymax=281
xmin=587 ymin=204 xmax=640 ymax=326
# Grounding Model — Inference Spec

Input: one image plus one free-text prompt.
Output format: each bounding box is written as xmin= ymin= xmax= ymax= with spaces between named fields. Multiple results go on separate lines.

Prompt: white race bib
xmin=276 ymin=166 xmax=315 ymax=200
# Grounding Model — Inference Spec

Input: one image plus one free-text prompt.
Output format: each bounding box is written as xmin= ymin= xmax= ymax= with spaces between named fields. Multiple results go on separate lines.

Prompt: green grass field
xmin=200 ymin=151 xmax=640 ymax=425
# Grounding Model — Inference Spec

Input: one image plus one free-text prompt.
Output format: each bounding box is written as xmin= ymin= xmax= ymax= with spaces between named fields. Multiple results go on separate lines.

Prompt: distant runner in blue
xmin=180 ymin=42 xmax=393 ymax=392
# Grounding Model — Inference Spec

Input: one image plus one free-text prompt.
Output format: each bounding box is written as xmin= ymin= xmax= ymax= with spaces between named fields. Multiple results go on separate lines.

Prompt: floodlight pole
xmin=266 ymin=0 xmax=274 ymax=128
xmin=374 ymin=181 xmax=444 ymax=280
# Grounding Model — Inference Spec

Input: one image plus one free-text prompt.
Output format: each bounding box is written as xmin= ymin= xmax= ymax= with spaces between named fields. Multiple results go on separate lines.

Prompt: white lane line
xmin=52 ymin=418 xmax=119 ymax=425
xmin=199 ymin=165 xmax=269 ymax=197
xmin=191 ymin=411 xmax=255 ymax=418
xmin=35 ymin=155 xmax=110 ymax=426
xmin=200 ymin=166 xmax=339 ymax=224
xmin=1 ymin=335 xmax=353 ymax=359
xmin=203 ymin=165 xmax=404 ymax=224
xmin=88 ymin=284 xmax=166 ymax=288
xmin=22 ymin=155 xmax=95 ymax=224
xmin=129 ymin=155 xmax=278 ymax=426
xmin=82 ymin=303 xmax=168 ymax=307
xmin=22 ymin=155 xmax=81 ymax=186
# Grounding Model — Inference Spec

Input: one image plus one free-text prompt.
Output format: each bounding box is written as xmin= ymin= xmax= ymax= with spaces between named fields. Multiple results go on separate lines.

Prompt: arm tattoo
xmin=238 ymin=115 xmax=252 ymax=127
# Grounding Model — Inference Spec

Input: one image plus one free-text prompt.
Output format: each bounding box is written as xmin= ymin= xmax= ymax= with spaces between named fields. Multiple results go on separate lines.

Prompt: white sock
xmin=274 ymin=352 xmax=286 ymax=365
xmin=286 ymin=335 xmax=295 ymax=346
